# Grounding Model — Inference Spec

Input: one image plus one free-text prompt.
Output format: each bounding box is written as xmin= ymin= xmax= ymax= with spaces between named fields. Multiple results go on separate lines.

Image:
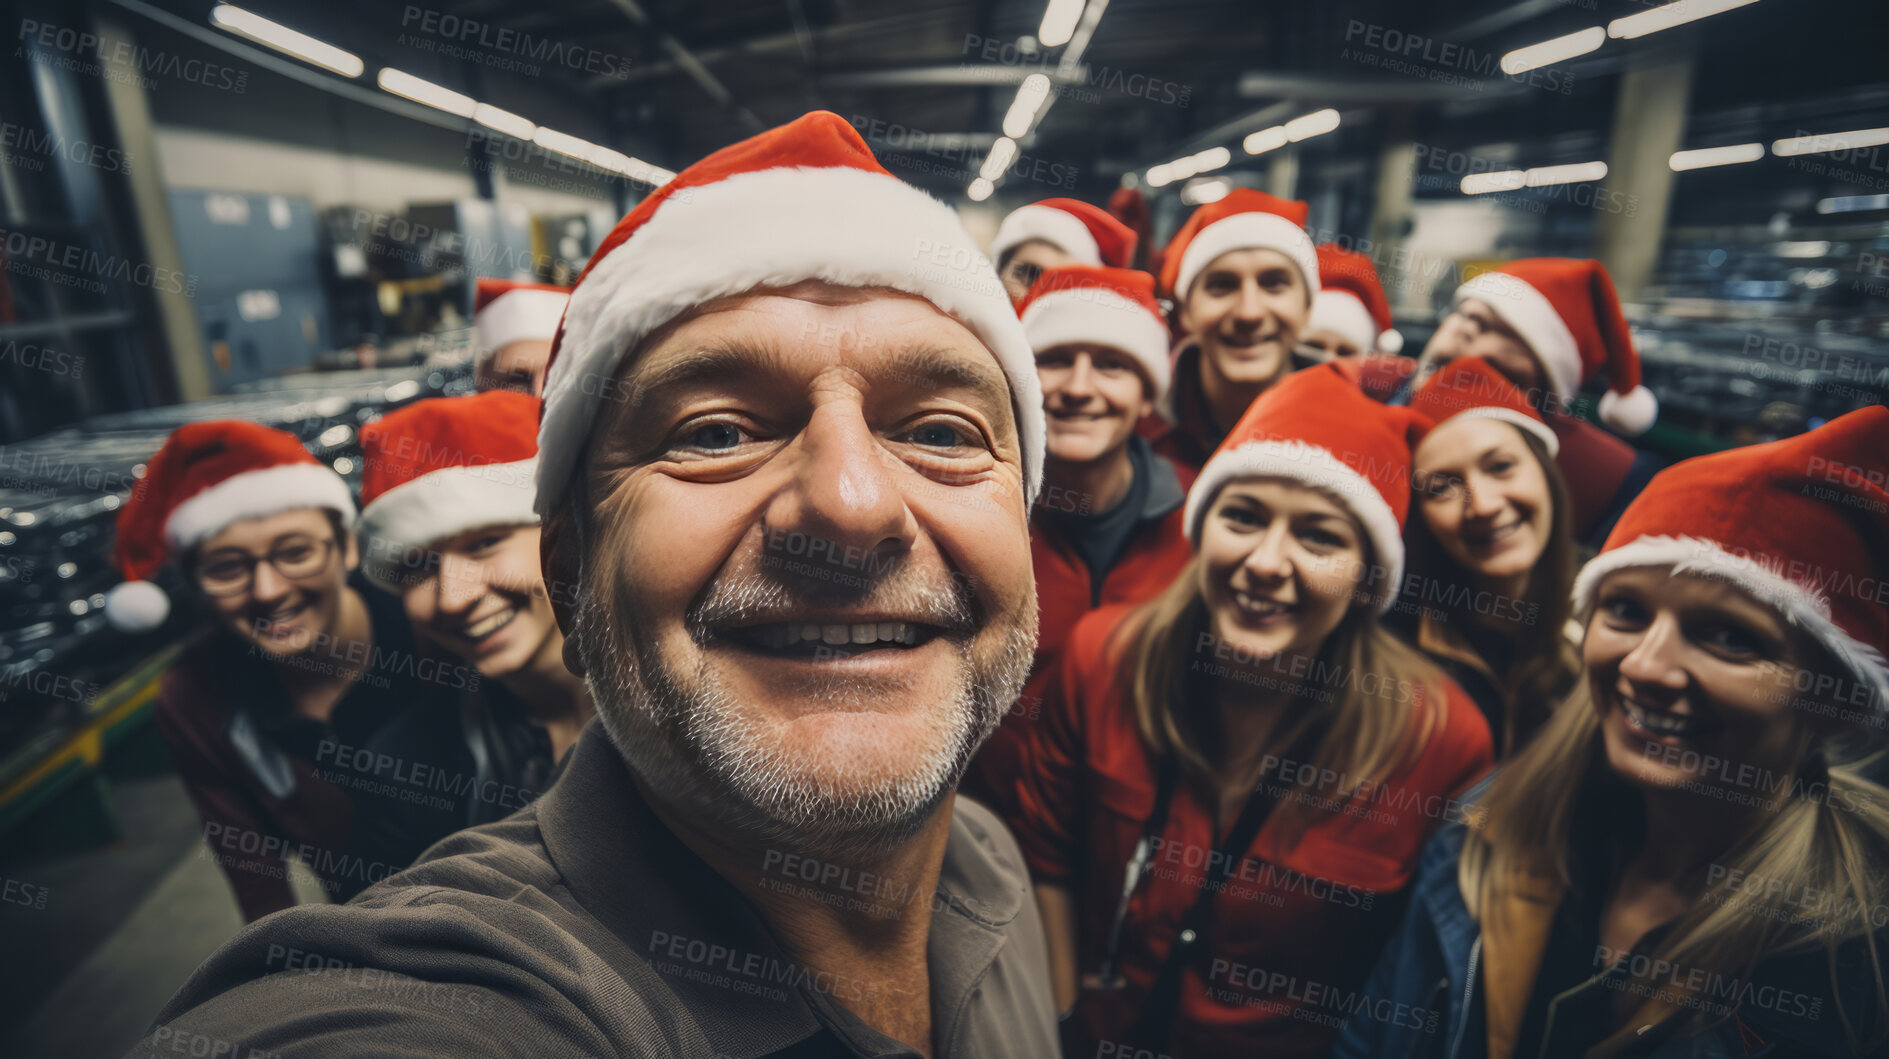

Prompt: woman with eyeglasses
xmin=1334 ymin=406 xmax=1889 ymax=1059
xmin=105 ymin=420 xmax=429 ymax=921
xmin=1010 ymin=366 xmax=1494 ymax=1058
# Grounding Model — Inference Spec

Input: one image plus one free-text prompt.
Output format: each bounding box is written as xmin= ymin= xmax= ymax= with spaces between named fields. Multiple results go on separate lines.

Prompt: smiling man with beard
xmin=135 ymin=112 xmax=1055 ymax=1059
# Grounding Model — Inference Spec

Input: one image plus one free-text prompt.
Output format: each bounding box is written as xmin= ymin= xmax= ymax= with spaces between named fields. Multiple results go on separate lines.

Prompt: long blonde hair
xmin=1459 ymin=646 xmax=1889 ymax=1051
xmin=1113 ymin=551 xmax=1447 ymax=853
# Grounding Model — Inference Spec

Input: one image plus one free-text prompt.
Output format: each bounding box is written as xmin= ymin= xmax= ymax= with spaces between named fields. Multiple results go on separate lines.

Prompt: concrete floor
xmin=0 ymin=773 xmax=328 ymax=1059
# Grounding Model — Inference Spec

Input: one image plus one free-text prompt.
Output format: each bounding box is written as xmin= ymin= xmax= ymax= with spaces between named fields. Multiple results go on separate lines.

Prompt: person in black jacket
xmin=344 ymin=390 xmax=592 ymax=875
xmin=103 ymin=419 xmax=428 ymax=918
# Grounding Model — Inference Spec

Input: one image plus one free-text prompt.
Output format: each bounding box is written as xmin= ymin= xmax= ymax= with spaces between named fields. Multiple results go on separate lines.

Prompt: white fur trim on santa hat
xmin=1184 ymin=439 xmax=1405 ymax=613
xmin=1305 ymin=289 xmax=1378 ymax=356
xmin=1598 ymin=384 xmax=1658 ymax=437
xmin=1449 ymin=408 xmax=1560 ymax=457
xmin=164 ymin=463 xmax=356 ymax=553
xmin=539 ymin=165 xmax=1045 ymax=517
xmin=1572 ymin=534 xmax=1889 ymax=713
xmin=991 ymin=204 xmax=1103 ymax=267
xmin=476 ymin=288 xmax=570 ymax=359
xmin=1378 ymin=328 xmax=1404 ymax=355
xmin=358 ymin=457 xmax=540 ymax=591
xmin=1021 ymin=287 xmax=1171 ymax=404
xmin=1455 ymin=271 xmax=1580 ymax=407
xmin=105 ymin=579 xmax=170 ymax=633
xmin=1174 ymin=213 xmax=1320 ymax=305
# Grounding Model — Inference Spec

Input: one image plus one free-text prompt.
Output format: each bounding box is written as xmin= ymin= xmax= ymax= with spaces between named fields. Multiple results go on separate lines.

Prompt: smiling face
xmin=556 ymin=283 xmax=1037 ymax=851
xmin=1413 ymin=417 xmax=1554 ymax=585
xmin=196 ymin=507 xmax=356 ymax=657
xmin=1179 ymin=248 xmax=1311 ymax=395
xmin=999 ymin=239 xmax=1076 ymax=304
xmin=400 ymin=523 xmax=560 ymax=679
xmin=1195 ymin=477 xmax=1367 ymax=664
xmin=1585 ymin=567 xmax=1814 ymax=796
xmin=1414 ymin=299 xmax=1547 ymax=399
xmin=1037 ymin=343 xmax=1155 ymax=465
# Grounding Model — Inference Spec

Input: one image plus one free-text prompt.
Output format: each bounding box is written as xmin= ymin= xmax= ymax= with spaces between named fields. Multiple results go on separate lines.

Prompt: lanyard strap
xmin=1116 ymin=719 xmax=1330 ymax=1050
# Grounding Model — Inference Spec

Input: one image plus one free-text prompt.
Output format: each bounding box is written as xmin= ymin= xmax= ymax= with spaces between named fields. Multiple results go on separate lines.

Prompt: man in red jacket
xmin=964 ymin=265 xmax=1192 ymax=816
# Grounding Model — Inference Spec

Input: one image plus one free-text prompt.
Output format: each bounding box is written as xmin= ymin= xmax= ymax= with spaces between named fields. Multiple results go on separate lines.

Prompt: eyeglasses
xmin=195 ymin=537 xmax=338 ymax=597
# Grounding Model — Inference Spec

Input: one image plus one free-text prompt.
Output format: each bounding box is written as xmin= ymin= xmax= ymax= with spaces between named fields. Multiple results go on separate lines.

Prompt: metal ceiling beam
xmin=584 ymin=12 xmax=939 ymax=90
xmin=600 ymin=0 xmax=763 ymax=130
xmin=821 ymin=64 xmax=1091 ymax=88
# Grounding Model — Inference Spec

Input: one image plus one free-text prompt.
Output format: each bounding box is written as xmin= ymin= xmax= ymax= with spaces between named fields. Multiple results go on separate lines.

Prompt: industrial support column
xmin=93 ymin=12 xmax=212 ymax=402
xmin=1593 ymin=55 xmax=1694 ymax=304
xmin=1368 ymin=107 xmax=1418 ymax=312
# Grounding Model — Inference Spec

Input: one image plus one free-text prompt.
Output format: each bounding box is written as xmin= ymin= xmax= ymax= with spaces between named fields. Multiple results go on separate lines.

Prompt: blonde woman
xmin=1336 ymin=405 xmax=1889 ymax=1058
xmin=1012 ymin=365 xmax=1493 ymax=1057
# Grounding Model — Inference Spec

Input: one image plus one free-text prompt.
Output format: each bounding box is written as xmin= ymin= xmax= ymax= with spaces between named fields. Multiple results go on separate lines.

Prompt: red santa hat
xmin=356 ymin=391 xmax=540 ymax=591
xmin=474 ymin=279 xmax=570 ymax=360
xmin=1158 ymin=188 xmax=1319 ymax=304
xmin=105 ymin=420 xmax=355 ymax=633
xmin=1018 ymin=265 xmax=1171 ymax=405
xmin=1409 ymin=357 xmax=1559 ymax=457
xmin=537 ymin=110 xmax=1043 ymax=517
xmin=1572 ymin=406 xmax=1889 ymax=710
xmin=990 ymin=197 xmax=1138 ymax=271
xmin=1185 ymin=363 xmax=1432 ymax=610
xmin=1453 ymin=258 xmax=1657 ymax=436
xmin=1308 ymin=244 xmax=1401 ymax=355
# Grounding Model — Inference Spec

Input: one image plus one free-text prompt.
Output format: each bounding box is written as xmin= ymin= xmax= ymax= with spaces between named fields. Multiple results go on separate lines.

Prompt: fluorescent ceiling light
xmin=473 ymin=103 xmax=535 ymax=139
xmin=1146 ymin=163 xmax=1173 ymax=188
xmin=1180 ymin=178 xmax=1230 ymax=206
xmin=1772 ymin=127 xmax=1889 ymax=158
xmin=1501 ymin=27 xmax=1604 ymax=74
xmin=1816 ymin=194 xmax=1889 ymax=215
xmin=1525 ymin=161 xmax=1606 ymax=186
xmin=1669 ymin=143 xmax=1764 ymax=170
xmin=534 ymin=127 xmax=599 ymax=161
xmin=211 ymin=4 xmax=363 ymax=77
xmin=1244 ymin=126 xmax=1289 ymax=155
xmin=968 ymin=178 xmax=994 ymax=201
xmin=1193 ymin=146 xmax=1231 ymax=172
xmin=1284 ymin=108 xmax=1340 ymax=142
xmin=1038 ymin=0 xmax=1085 ymax=49
xmin=1004 ymin=74 xmax=1053 ymax=139
xmin=1462 ymin=170 xmax=1527 ymax=194
xmin=980 ymin=137 xmax=1019 ymax=181
xmin=377 ymin=69 xmax=477 ymax=117
xmin=1609 ymin=0 xmax=1761 ymax=39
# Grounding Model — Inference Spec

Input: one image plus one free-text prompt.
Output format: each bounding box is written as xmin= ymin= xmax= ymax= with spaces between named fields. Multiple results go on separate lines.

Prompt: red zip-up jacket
xmin=962 ymin=449 xmax=1194 ymax=817
xmin=1010 ymin=604 xmax=1494 ymax=1058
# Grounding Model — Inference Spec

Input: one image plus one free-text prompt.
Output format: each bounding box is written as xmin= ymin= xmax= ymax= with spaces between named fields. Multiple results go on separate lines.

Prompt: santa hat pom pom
xmin=105 ymin=580 xmax=170 ymax=634
xmin=1599 ymin=384 xmax=1658 ymax=437
xmin=1378 ymin=329 xmax=1404 ymax=356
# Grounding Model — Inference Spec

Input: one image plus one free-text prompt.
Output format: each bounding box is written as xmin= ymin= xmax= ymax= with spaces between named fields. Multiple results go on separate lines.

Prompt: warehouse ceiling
xmin=121 ymin=0 xmax=1889 ymax=206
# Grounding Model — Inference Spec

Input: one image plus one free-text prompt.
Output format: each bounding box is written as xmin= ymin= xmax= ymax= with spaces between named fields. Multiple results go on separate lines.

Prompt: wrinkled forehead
xmin=591 ymin=282 xmax=1016 ymax=433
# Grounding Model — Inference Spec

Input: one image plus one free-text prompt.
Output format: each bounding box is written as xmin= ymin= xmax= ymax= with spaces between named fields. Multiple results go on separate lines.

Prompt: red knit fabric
xmin=358 ymin=391 xmax=540 ymax=507
xmin=114 ymin=420 xmax=328 ymax=583
xmin=1158 ymin=188 xmax=1310 ymax=299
